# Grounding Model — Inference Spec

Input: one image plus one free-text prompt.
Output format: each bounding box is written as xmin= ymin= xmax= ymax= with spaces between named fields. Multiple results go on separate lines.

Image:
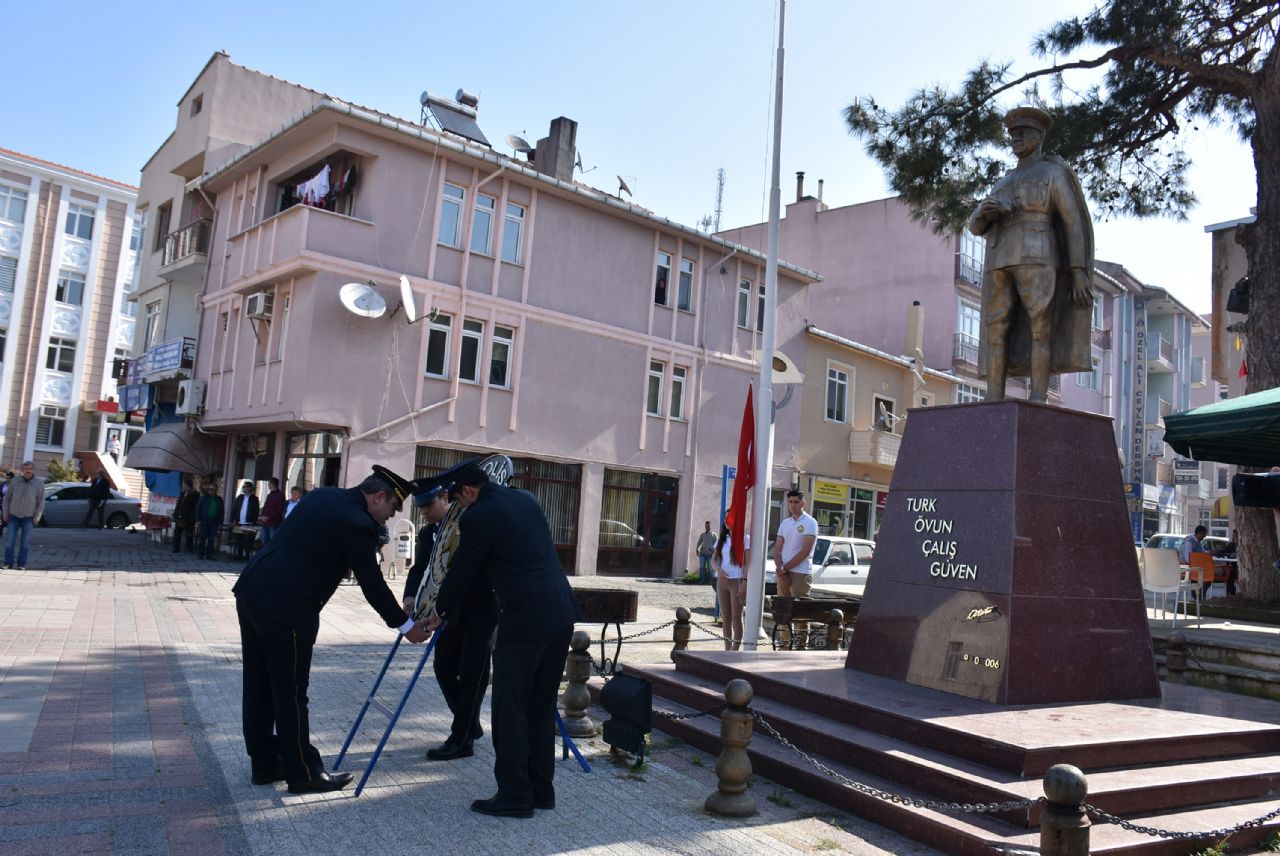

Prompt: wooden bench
xmin=768 ymin=596 xmax=860 ymax=650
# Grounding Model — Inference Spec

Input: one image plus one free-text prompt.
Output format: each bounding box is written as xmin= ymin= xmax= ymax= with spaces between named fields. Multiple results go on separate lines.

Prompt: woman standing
xmin=710 ymin=519 xmax=750 ymax=651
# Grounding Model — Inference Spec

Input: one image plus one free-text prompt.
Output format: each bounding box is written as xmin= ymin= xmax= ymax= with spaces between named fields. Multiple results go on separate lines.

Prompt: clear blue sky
xmin=5 ymin=0 xmax=1255 ymax=314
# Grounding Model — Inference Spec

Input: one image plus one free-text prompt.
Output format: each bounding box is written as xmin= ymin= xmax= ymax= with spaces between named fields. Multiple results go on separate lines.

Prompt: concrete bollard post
xmin=1164 ymin=630 xmax=1187 ymax=685
xmin=705 ymin=678 xmax=758 ymax=817
xmin=561 ymin=629 xmax=598 ymax=738
xmin=672 ymin=607 xmax=691 ymax=661
xmin=825 ymin=609 xmax=845 ymax=650
xmin=1039 ymin=763 xmax=1090 ymax=856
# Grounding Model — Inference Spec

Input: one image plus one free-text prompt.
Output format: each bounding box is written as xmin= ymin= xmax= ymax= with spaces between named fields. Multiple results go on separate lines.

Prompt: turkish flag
xmin=1240 ymin=357 xmax=1249 ymax=378
xmin=724 ymin=385 xmax=756 ymax=567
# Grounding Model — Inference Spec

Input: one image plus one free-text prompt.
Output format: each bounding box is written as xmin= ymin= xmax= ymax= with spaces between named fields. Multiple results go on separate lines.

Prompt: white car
xmin=765 ymin=536 xmax=876 ymax=597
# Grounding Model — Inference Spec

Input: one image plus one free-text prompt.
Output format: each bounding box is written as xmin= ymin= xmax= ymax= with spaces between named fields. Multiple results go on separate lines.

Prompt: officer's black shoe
xmin=534 ymin=796 xmax=555 ymax=810
xmin=286 ymin=771 xmax=354 ymax=794
xmin=426 ymin=740 xmax=473 ymax=761
xmin=250 ymin=766 xmax=287 ymax=785
xmin=470 ymin=724 xmax=484 ymax=740
xmin=470 ymin=795 xmax=534 ymax=818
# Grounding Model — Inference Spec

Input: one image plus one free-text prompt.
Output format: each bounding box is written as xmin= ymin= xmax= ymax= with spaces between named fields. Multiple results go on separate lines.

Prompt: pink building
xmin=154 ymin=74 xmax=816 ymax=577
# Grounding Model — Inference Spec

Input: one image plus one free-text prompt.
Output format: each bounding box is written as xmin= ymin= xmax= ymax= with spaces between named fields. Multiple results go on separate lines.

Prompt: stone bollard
xmin=672 ymin=607 xmax=691 ymax=661
xmin=1164 ymin=630 xmax=1187 ymax=685
xmin=705 ymin=678 xmax=758 ymax=817
xmin=825 ymin=609 xmax=845 ymax=650
xmin=1039 ymin=763 xmax=1090 ymax=856
xmin=561 ymin=629 xmax=598 ymax=738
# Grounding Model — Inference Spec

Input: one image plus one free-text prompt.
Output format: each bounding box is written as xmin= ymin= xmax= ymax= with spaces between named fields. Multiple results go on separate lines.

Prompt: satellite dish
xmin=505 ymin=134 xmax=533 ymax=155
xmin=750 ymin=349 xmax=804 ymax=385
xmin=617 ymin=175 xmax=632 ymax=197
xmin=397 ymin=275 xmax=417 ymax=323
xmin=339 ymin=281 xmax=387 ymax=319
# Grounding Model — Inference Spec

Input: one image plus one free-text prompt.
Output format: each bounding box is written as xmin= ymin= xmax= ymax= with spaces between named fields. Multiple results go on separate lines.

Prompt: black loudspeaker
xmin=1227 ymin=276 xmax=1250 ymax=314
xmin=1232 ymin=472 xmax=1280 ymax=509
xmin=599 ymin=671 xmax=651 ymax=758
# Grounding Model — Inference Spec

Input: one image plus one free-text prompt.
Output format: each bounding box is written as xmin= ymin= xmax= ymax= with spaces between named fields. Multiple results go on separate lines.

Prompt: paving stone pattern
xmin=0 ymin=528 xmax=936 ymax=855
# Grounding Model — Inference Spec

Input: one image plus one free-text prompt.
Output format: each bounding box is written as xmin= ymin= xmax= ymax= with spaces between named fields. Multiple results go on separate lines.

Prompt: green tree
xmin=846 ymin=0 xmax=1280 ymax=599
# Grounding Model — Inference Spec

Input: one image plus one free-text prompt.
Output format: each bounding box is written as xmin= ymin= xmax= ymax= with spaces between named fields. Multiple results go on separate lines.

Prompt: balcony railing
xmin=849 ymin=427 xmax=901 ymax=467
xmin=1147 ymin=333 xmax=1173 ymax=364
xmin=161 ymin=219 xmax=211 ymax=267
xmin=953 ymin=332 xmax=979 ymax=366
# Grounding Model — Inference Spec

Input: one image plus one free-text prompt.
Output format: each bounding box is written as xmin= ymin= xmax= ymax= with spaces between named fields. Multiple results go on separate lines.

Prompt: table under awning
xmin=125 ymin=422 xmax=225 ymax=475
xmin=1163 ymin=386 xmax=1280 ymax=467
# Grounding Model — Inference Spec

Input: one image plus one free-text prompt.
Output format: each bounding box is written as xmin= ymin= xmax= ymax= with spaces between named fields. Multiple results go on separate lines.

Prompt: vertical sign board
xmin=1130 ymin=303 xmax=1147 ymax=541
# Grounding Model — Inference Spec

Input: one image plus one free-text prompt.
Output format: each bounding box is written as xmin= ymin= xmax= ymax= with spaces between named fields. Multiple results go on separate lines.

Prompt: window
xmin=0 ymin=256 xmax=15 ymax=294
xmin=119 ymin=290 xmax=137 ymax=318
xmin=0 ymin=186 xmax=27 ymax=223
xmin=55 ymin=270 xmax=85 ymax=305
xmin=46 ymin=337 xmax=76 ymax=373
xmin=737 ymin=279 xmax=751 ymax=328
xmin=65 ymin=203 xmax=94 ymax=240
xmin=955 ymin=382 xmax=984 ymax=404
xmin=490 ymin=325 xmax=513 ymax=387
xmin=873 ymin=395 xmax=896 ymax=429
xmin=1218 ymin=468 xmax=1229 ymax=490
xmin=153 ymin=203 xmax=171 ymax=252
xmin=129 ymin=219 xmax=143 ymax=252
xmin=1091 ymin=293 xmax=1103 ymax=330
xmin=438 ymin=183 xmax=464 ymax=247
xmin=677 ymin=259 xmax=694 ymax=311
xmin=470 ymin=193 xmax=496 ymax=254
xmin=958 ymin=232 xmax=985 ymax=284
xmin=670 ymin=366 xmax=687 ymax=419
xmin=647 ymin=360 xmax=664 ymax=415
xmin=0 ymin=329 xmax=6 ymax=363
xmin=36 ymin=406 xmax=67 ymax=447
xmin=1077 ymin=356 xmax=1102 ymax=392
xmin=190 ymin=94 xmax=203 ymax=117
xmin=655 ymin=252 xmax=671 ymax=306
xmin=826 ymin=366 xmax=848 ymax=423
xmin=920 ymin=392 xmax=936 ymax=407
xmin=143 ymin=300 xmax=162 ymax=349
xmin=459 ymin=318 xmax=483 ymax=382
xmin=425 ymin=313 xmax=451 ymax=378
xmin=757 ymin=284 xmax=767 ymax=332
xmin=501 ymin=202 xmax=525 ymax=263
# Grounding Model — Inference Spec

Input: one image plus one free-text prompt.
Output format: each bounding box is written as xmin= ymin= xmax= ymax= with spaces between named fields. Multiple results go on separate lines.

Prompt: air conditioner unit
xmin=245 ymin=291 xmax=274 ymax=320
xmin=175 ymin=379 xmax=206 ymax=416
xmin=39 ymin=405 xmax=63 ymax=418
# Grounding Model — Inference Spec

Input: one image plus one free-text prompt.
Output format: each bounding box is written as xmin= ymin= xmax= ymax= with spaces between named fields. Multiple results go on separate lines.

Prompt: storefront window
xmin=284 ymin=430 xmax=343 ymax=491
xmin=598 ymin=469 xmax=678 ymax=577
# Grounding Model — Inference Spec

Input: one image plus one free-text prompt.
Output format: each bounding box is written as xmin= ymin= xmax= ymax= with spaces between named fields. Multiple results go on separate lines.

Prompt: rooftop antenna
xmin=712 ymin=167 xmax=725 ymax=231
xmin=339 ymin=281 xmax=387 ymax=319
xmin=575 ymin=150 xmax=596 ymax=174
xmin=505 ymin=133 xmax=533 ymax=158
xmin=617 ymin=175 xmax=633 ymax=198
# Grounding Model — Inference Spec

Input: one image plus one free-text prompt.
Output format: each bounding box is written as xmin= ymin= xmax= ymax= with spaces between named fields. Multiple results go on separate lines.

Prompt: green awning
xmin=1163 ymin=386 xmax=1280 ymax=466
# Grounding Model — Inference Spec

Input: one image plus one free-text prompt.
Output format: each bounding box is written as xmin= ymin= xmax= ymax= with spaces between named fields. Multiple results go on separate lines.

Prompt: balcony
xmin=157 ymin=219 xmax=211 ymax=285
xmin=953 ymin=332 xmax=979 ymax=367
xmin=223 ymin=205 xmax=377 ymax=289
xmin=1146 ymin=333 xmax=1175 ymax=373
xmin=850 ymin=427 xmax=901 ymax=467
xmin=1145 ymin=396 xmax=1172 ymax=425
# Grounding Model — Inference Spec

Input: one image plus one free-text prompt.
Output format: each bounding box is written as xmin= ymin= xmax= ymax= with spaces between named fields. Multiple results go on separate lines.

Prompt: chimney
xmin=795 ymin=171 xmax=805 ymax=202
xmin=533 ymin=117 xmax=578 ymax=183
xmin=905 ymin=300 xmax=925 ymax=358
xmin=817 ymin=179 xmax=824 ymax=202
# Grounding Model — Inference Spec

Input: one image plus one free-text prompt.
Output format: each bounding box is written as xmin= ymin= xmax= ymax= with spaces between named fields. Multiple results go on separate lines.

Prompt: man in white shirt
xmin=774 ymin=490 xmax=818 ymax=598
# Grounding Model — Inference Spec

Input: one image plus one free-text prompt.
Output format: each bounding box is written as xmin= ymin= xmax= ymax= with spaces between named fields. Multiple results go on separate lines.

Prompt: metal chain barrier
xmin=1084 ymin=801 xmax=1280 ymax=841
xmin=587 ymin=619 xmax=680 ymax=680
xmin=656 ymin=702 xmax=727 ymax=721
xmin=688 ymin=620 xmax=738 ymax=645
xmin=752 ymin=712 xmax=1041 ymax=815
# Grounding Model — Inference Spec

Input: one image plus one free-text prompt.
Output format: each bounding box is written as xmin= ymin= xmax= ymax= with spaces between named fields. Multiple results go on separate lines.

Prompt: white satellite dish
xmin=397 ymin=275 xmax=417 ymax=323
xmin=617 ymin=175 xmax=632 ymax=197
xmin=505 ymin=133 xmax=533 ymax=155
xmin=339 ymin=281 xmax=387 ymax=319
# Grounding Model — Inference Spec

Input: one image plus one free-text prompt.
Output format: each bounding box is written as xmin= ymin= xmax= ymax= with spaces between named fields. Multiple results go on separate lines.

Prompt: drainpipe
xmin=348 ymin=396 xmax=456 ymax=443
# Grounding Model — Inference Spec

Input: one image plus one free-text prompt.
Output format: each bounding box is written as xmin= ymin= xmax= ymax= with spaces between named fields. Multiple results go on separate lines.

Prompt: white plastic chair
xmin=1142 ymin=547 xmax=1190 ymax=625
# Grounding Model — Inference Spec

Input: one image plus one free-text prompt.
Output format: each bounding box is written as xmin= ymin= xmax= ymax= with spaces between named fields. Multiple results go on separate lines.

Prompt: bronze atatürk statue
xmin=968 ymin=106 xmax=1094 ymax=403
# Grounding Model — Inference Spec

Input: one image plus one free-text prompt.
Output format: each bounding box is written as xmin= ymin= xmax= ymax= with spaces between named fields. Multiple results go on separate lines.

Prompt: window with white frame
xmin=1218 ymin=467 xmax=1228 ymax=490
xmin=490 ymin=325 xmax=513 ymax=387
xmin=1091 ymin=293 xmax=1103 ymax=330
xmin=826 ymin=366 xmax=848 ymax=423
xmin=425 ymin=313 xmax=451 ymax=378
xmin=129 ymin=219 xmax=143 ymax=252
xmin=0 ymin=186 xmax=28 ymax=223
xmin=670 ymin=365 xmax=687 ymax=419
xmin=958 ymin=232 xmax=985 ymax=284
xmin=459 ymin=318 xmax=484 ymax=382
xmin=438 ymin=183 xmax=465 ymax=248
xmin=0 ymin=256 xmax=16 ymax=294
xmin=756 ymin=284 xmax=766 ymax=331
xmin=119 ymin=289 xmax=137 ymax=318
xmin=677 ymin=259 xmax=694 ymax=311
xmin=55 ymin=270 xmax=85 ymax=305
xmin=920 ymin=391 xmax=936 ymax=408
xmin=470 ymin=193 xmax=496 ymax=254
xmin=35 ymin=406 xmax=67 ymax=447
xmin=646 ymin=360 xmax=664 ymax=415
xmin=143 ymin=300 xmax=162 ymax=350
xmin=46 ymin=337 xmax=76 ymax=373
xmin=0 ymin=329 xmax=7 ymax=363
xmin=737 ymin=279 xmax=751 ymax=328
xmin=655 ymin=251 xmax=672 ymax=306
xmin=65 ymin=203 xmax=95 ymax=240
xmin=873 ymin=395 xmax=896 ymax=429
xmin=1076 ymin=356 xmax=1102 ymax=391
xmin=955 ymin=381 xmax=984 ymax=404
xmin=501 ymin=202 xmax=524 ymax=263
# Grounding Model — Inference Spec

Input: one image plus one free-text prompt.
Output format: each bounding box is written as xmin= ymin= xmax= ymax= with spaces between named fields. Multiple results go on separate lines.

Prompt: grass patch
xmin=813 ymin=840 xmax=841 ymax=851
xmin=689 ymin=756 xmax=704 ymax=767
xmin=767 ymin=789 xmax=795 ymax=809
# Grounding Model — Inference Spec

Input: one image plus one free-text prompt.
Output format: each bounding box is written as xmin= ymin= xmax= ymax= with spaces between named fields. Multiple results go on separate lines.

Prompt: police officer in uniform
xmin=233 ymin=465 xmax=430 ymax=794
xmin=423 ymin=459 xmax=580 ymax=818
xmin=402 ymin=483 xmax=498 ymax=761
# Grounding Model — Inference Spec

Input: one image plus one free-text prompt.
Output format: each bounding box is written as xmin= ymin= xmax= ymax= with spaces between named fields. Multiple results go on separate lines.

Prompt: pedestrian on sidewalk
xmin=711 ymin=519 xmax=749 ymax=651
xmin=172 ymin=478 xmax=199 ymax=553
xmin=83 ymin=470 xmax=111 ymax=529
xmin=233 ymin=466 xmax=430 ymax=794
xmin=194 ymin=483 xmax=224 ymax=559
xmin=229 ymin=481 xmax=259 ymax=560
xmin=2 ymin=461 xmax=43 ymax=569
xmin=257 ymin=477 xmax=285 ymax=546
xmin=107 ymin=433 xmax=122 ymax=462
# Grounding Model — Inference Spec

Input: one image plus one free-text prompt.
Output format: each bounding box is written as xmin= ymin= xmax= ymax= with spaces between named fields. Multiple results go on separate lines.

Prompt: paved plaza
xmin=0 ymin=528 xmax=936 ymax=856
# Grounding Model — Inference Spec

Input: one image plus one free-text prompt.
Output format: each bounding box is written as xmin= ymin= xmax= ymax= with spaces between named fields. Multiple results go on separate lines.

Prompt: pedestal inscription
xmin=846 ymin=400 xmax=1160 ymax=705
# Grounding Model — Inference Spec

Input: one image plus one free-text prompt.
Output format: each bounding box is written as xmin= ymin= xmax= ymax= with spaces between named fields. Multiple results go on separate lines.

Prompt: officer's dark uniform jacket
xmin=233 ymin=486 xmax=403 ymax=628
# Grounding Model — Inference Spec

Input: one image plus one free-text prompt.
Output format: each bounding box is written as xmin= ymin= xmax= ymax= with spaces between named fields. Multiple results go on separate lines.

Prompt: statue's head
xmin=1003 ymin=106 xmax=1052 ymax=156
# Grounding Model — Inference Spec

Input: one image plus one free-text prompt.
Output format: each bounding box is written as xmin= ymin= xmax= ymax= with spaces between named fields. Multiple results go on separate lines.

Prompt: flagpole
xmin=743 ymin=0 xmax=785 ymax=651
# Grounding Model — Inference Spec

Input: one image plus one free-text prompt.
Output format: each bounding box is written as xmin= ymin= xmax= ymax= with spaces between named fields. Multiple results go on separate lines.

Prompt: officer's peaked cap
xmin=370 ymin=465 xmax=414 ymax=505
xmin=1003 ymin=106 xmax=1052 ymax=135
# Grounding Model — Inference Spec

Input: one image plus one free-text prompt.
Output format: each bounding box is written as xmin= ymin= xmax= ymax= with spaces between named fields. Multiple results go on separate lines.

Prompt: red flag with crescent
xmin=724 ymin=385 xmax=755 ymax=567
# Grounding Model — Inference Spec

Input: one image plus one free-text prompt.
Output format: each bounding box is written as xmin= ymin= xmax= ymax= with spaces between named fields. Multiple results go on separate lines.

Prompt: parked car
xmin=40 ymin=482 xmax=142 ymax=528
xmin=1145 ymin=532 xmax=1230 ymax=554
xmin=598 ymin=519 xmax=646 ymax=547
xmin=765 ymin=536 xmax=876 ymax=597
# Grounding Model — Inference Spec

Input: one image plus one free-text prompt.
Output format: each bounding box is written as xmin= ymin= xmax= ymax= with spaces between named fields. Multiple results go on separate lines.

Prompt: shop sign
xmin=875 ymin=491 xmax=889 ymax=509
xmin=1172 ymin=459 xmax=1199 ymax=485
xmin=814 ymin=479 xmax=849 ymax=502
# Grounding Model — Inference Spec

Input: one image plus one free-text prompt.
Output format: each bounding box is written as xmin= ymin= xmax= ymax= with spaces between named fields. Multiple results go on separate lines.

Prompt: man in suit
xmin=172 ymin=478 xmax=200 ymax=553
xmin=257 ymin=477 xmax=286 ymax=545
xmin=194 ymin=483 xmax=224 ymax=559
xmin=230 ymin=481 xmax=260 ymax=560
xmin=403 ymin=484 xmax=497 ymax=762
xmin=83 ymin=470 xmax=111 ymax=528
xmin=425 ymin=459 xmax=580 ymax=818
xmin=232 ymin=466 xmax=430 ymax=794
